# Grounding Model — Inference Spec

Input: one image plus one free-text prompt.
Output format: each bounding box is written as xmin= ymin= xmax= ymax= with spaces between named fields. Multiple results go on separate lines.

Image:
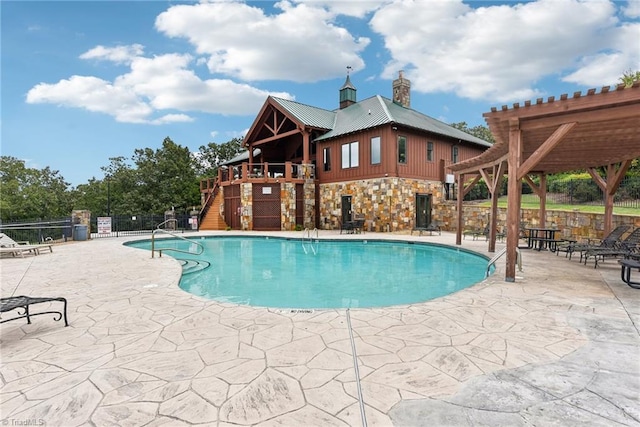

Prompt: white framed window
xmin=342 ymin=141 xmax=359 ymax=168
xmin=371 ymin=136 xmax=381 ymax=164
xmin=323 ymin=147 xmax=331 ymax=171
xmin=398 ymin=136 xmax=407 ymax=164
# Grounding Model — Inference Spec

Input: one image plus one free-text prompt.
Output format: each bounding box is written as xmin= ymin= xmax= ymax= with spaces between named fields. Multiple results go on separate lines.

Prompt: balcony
xmin=200 ymin=162 xmax=315 ymax=192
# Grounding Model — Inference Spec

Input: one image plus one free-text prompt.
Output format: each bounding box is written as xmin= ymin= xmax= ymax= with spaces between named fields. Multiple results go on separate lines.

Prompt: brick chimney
xmin=392 ymin=70 xmax=410 ymax=108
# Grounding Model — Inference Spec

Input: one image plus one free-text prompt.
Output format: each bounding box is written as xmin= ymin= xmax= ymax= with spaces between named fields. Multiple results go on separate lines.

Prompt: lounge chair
xmin=412 ymin=222 xmax=441 ymax=236
xmin=566 ymin=225 xmax=630 ymax=262
xmin=583 ymin=227 xmax=640 ymax=268
xmin=618 ymin=259 xmax=640 ymax=289
xmin=0 ymin=232 xmax=53 ymax=257
xmin=463 ymin=225 xmax=489 ymax=240
xmin=0 ymin=296 xmax=68 ymax=326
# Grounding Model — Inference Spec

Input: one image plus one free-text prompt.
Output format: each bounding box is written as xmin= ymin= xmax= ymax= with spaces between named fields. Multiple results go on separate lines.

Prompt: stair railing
xmin=198 ymin=182 xmax=219 ymax=230
xmin=151 ymin=219 xmax=204 ymax=258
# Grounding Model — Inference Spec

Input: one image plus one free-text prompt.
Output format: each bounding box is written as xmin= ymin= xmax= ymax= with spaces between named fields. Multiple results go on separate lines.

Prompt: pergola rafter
xmin=450 ymin=83 xmax=640 ymax=281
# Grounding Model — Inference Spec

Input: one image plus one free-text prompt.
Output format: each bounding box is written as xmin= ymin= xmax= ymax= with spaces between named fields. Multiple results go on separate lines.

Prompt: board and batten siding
xmin=315 ymin=124 xmax=487 ymax=184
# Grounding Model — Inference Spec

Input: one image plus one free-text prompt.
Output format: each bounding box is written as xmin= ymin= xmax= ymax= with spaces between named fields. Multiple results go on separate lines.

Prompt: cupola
xmin=339 ymin=68 xmax=357 ymax=109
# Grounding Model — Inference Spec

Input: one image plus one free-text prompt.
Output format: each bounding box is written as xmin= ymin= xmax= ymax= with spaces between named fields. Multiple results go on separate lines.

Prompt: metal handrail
xmin=486 ymin=247 xmax=522 ymax=278
xmin=302 ymin=228 xmax=319 ymax=255
xmin=151 ymin=219 xmax=204 ymax=258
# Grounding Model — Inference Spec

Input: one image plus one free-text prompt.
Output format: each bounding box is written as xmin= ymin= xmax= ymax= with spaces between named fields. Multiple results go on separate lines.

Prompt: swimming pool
xmin=127 ymin=236 xmax=491 ymax=309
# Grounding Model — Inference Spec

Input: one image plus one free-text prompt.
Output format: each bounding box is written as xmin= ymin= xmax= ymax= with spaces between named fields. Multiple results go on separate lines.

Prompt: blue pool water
xmin=127 ymin=237 xmax=491 ymax=309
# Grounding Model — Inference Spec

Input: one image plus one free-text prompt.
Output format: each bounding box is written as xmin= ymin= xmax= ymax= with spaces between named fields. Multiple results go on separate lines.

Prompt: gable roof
xmin=269 ymin=97 xmax=335 ymax=130
xmin=252 ymin=95 xmax=491 ymax=148
xmin=315 ymin=96 xmax=491 ymax=147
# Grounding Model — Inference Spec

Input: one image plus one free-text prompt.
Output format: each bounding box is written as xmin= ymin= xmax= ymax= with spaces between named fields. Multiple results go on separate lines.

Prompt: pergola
xmin=449 ymin=82 xmax=640 ymax=281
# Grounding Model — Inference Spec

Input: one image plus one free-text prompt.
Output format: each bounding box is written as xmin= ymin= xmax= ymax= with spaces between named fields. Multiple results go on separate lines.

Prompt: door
xmin=253 ymin=184 xmax=281 ymax=230
xmin=224 ymin=185 xmax=241 ymax=229
xmin=341 ymin=195 xmax=352 ymax=223
xmin=415 ymin=194 xmax=432 ymax=229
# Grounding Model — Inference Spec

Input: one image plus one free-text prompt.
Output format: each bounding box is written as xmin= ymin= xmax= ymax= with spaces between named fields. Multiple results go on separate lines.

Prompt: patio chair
xmin=566 ymin=225 xmax=630 ymax=262
xmin=339 ymin=219 xmax=354 ymax=234
xmin=583 ymin=227 xmax=640 ymax=268
xmin=0 ymin=233 xmax=53 ymax=257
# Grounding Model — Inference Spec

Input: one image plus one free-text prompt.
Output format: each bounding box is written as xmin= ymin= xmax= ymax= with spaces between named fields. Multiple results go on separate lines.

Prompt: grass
xmin=478 ymin=194 xmax=640 ymax=216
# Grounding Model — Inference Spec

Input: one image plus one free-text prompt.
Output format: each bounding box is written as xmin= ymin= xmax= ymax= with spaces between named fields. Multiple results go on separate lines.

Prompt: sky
xmin=2 ymin=0 xmax=639 ymax=187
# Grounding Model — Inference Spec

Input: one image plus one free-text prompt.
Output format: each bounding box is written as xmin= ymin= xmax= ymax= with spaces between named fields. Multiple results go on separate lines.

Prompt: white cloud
xmin=562 ymin=22 xmax=640 ymax=86
xmin=26 ymin=51 xmax=295 ymax=123
xmin=80 ymin=44 xmax=145 ymax=64
xmin=210 ymin=131 xmax=219 ymax=139
xmin=293 ymin=0 xmax=387 ymax=18
xmin=155 ymin=1 xmax=370 ymax=82
xmin=622 ymin=0 xmax=640 ymax=18
xmin=26 ymin=75 xmax=155 ymax=123
xmin=370 ymin=0 xmax=627 ymax=102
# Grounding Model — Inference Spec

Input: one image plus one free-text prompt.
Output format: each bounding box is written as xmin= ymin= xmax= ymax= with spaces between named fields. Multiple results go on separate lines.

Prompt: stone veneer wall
xmin=240 ymin=183 xmax=252 ymax=231
xmin=303 ymin=182 xmax=316 ymax=230
xmin=280 ymin=183 xmax=296 ymax=230
xmin=319 ymin=178 xmax=446 ymax=232
xmin=439 ymin=203 xmax=640 ymax=241
xmin=71 ymin=210 xmax=91 ymax=240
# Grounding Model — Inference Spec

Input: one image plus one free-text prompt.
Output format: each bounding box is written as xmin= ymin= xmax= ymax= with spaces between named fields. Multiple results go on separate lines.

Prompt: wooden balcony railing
xmin=200 ymin=162 xmax=315 ymax=191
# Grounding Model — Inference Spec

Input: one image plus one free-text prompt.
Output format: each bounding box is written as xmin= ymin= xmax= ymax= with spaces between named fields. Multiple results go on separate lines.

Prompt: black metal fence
xmin=0 ymin=218 xmax=73 ymax=243
xmin=89 ymin=213 xmax=195 ymax=238
xmin=460 ymin=176 xmax=640 ymax=208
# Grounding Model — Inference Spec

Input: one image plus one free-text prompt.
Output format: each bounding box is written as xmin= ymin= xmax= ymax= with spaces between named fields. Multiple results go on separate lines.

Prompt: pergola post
xmin=456 ymin=173 xmax=464 ymax=245
xmin=506 ymin=119 xmax=523 ymax=281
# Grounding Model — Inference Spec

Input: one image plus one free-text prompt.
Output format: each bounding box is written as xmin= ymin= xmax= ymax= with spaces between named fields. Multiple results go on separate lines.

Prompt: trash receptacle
xmin=74 ymin=224 xmax=88 ymax=241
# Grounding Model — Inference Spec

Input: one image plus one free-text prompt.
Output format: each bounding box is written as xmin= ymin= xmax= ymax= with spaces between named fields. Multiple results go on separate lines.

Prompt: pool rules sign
xmin=97 ymin=217 xmax=112 ymax=234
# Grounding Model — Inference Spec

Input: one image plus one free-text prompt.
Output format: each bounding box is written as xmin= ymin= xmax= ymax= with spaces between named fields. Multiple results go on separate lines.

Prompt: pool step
xmin=177 ymin=259 xmax=211 ymax=274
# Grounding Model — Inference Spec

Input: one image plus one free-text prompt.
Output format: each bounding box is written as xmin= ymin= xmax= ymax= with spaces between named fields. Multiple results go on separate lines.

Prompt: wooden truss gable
xmin=244 ymin=97 xmax=303 ymax=147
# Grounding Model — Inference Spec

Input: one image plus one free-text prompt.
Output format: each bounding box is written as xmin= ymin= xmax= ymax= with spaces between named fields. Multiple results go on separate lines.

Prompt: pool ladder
xmin=150 ymin=219 xmax=205 ymax=259
xmin=302 ymin=228 xmax=319 ymax=255
xmin=486 ymin=247 xmax=522 ymax=278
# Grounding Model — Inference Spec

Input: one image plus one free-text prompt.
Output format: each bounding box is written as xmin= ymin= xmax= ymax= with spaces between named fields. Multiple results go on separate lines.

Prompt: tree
xmin=196 ymin=137 xmax=244 ymax=178
xmin=449 ymin=122 xmax=495 ymax=143
xmin=0 ymin=156 xmax=72 ymax=221
xmin=620 ymin=69 xmax=640 ymax=87
xmin=131 ymin=137 xmax=201 ymax=213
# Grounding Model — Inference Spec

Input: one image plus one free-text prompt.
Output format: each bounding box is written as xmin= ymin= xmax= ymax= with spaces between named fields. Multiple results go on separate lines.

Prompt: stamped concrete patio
xmin=1 ymin=231 xmax=638 ymax=426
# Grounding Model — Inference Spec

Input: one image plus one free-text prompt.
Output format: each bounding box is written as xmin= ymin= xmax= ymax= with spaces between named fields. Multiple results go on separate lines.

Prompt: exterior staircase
xmin=199 ymin=190 xmax=228 ymax=230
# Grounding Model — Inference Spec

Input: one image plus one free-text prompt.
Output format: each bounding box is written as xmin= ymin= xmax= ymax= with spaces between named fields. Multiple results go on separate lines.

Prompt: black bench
xmin=0 ymin=296 xmax=68 ymax=326
xmin=619 ymin=259 xmax=640 ymax=289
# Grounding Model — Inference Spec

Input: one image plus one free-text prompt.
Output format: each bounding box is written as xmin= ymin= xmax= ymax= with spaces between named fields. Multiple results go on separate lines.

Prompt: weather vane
xmin=347 ymin=65 xmax=352 ymax=75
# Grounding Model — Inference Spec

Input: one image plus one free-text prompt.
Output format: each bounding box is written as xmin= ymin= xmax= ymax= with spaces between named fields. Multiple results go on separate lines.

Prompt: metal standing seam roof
xmin=314 ymin=95 xmax=492 ymax=147
xmin=269 ymin=97 xmax=336 ymax=130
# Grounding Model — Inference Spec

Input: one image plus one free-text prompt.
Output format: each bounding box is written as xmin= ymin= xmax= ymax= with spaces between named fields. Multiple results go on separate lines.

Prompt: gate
xmin=253 ymin=183 xmax=281 ymax=230
xmin=224 ymin=184 xmax=241 ymax=229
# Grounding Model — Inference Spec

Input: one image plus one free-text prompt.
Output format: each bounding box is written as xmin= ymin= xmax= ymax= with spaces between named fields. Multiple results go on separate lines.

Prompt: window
xmin=397 ymin=136 xmax=407 ymax=164
xmin=427 ymin=141 xmax=433 ymax=162
xmin=323 ymin=147 xmax=331 ymax=172
xmin=341 ymin=141 xmax=359 ymax=169
xmin=371 ymin=136 xmax=381 ymax=164
xmin=452 ymin=146 xmax=459 ymax=163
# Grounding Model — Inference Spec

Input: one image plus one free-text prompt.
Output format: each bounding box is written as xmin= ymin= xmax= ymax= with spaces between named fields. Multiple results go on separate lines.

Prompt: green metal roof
xmin=269 ymin=94 xmax=491 ymax=148
xmin=270 ymin=97 xmax=335 ymax=130
xmin=315 ymin=96 xmax=491 ymax=147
